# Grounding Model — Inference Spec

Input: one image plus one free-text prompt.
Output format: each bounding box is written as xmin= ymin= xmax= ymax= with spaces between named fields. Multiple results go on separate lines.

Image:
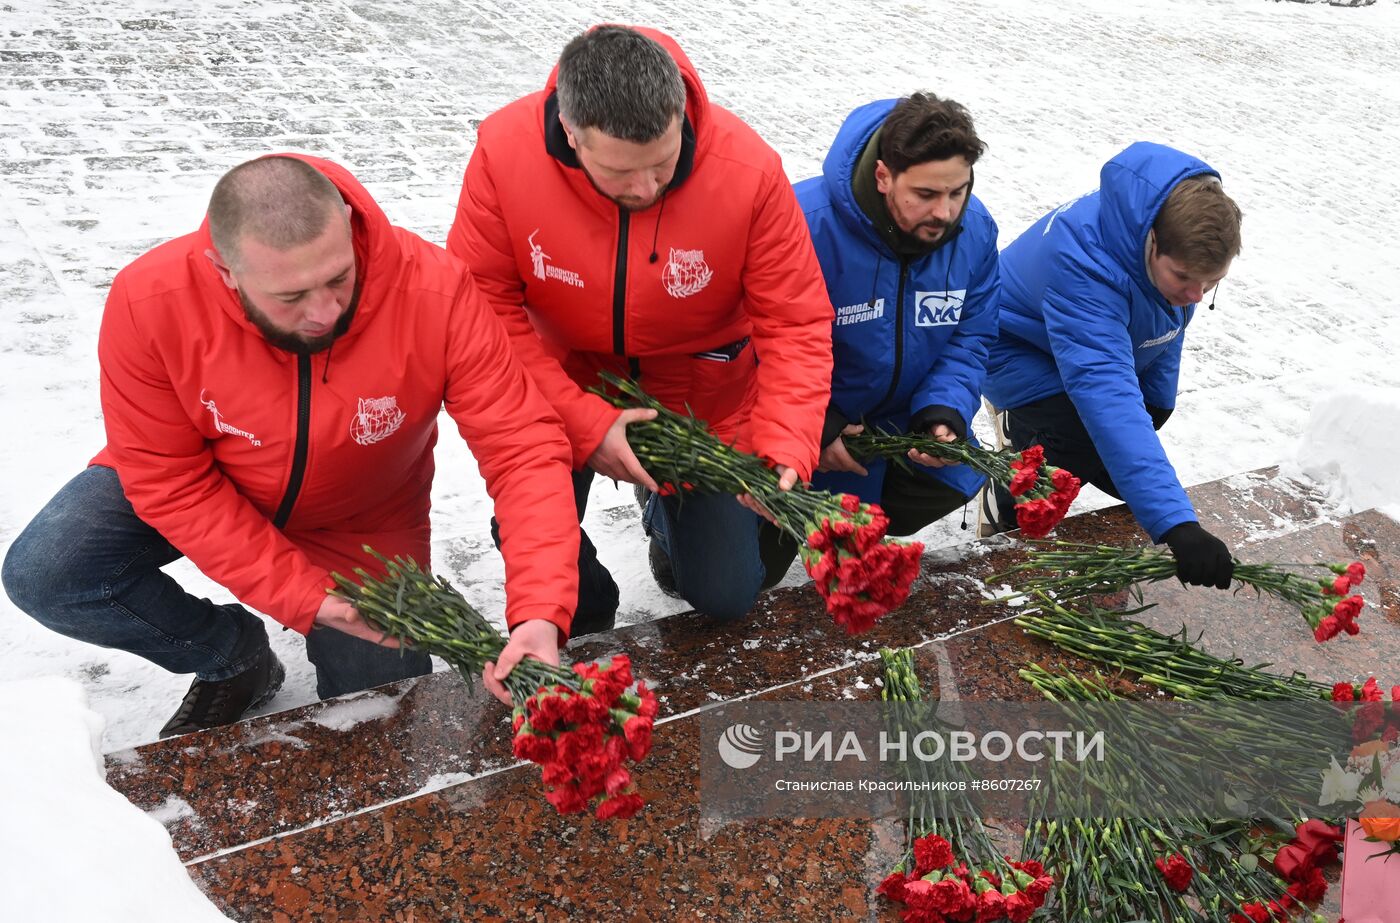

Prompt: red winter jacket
xmin=92 ymin=155 xmax=580 ymax=637
xmin=447 ymin=27 xmax=833 ymax=479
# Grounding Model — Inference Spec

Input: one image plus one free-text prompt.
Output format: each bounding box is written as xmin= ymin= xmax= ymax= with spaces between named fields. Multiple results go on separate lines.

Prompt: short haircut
xmin=555 ymin=25 xmax=687 ymax=143
xmin=879 ymin=92 xmax=986 ymax=175
xmin=1153 ymin=175 xmax=1243 ymax=273
xmin=207 ymin=156 xmax=345 ymax=269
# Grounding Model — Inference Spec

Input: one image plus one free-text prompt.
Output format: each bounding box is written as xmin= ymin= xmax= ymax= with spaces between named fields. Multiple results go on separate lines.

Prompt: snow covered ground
xmin=2 ymin=0 xmax=1399 ymax=762
xmin=0 ymin=678 xmax=233 ymax=920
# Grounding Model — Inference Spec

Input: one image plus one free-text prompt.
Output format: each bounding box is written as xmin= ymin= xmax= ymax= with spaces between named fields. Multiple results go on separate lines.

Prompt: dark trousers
xmin=757 ymin=462 xmax=971 ymax=588
xmin=2 ymin=465 xmax=433 ymax=700
xmin=491 ymin=468 xmax=619 ymax=637
xmin=1004 ymin=392 xmax=1122 ymax=500
xmin=494 ymin=468 xmax=766 ymax=630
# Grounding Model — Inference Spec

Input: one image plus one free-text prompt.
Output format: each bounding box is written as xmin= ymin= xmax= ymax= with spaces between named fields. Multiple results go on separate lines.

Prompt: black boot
xmin=159 ymin=646 xmax=285 ymax=739
xmin=647 ymin=538 xmax=683 ymax=599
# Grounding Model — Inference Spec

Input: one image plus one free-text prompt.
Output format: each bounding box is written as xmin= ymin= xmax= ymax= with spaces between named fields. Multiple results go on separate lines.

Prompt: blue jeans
xmin=640 ymin=481 xmax=765 ymax=622
xmin=2 ymin=466 xmax=431 ymax=698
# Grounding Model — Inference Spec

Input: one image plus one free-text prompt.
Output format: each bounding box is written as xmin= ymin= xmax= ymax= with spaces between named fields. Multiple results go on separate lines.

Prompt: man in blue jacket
xmin=982 ymin=142 xmax=1241 ymax=588
xmin=758 ymin=92 xmax=1000 ymax=581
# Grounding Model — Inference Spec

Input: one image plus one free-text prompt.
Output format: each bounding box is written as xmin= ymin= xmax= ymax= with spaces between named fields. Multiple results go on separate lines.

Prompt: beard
xmin=239 ymin=285 xmax=359 ymax=355
xmin=579 ymin=164 xmax=664 ymax=212
xmin=886 ymin=190 xmax=949 ymax=243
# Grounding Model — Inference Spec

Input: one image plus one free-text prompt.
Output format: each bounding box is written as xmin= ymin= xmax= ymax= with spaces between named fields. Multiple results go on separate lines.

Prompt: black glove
xmin=820 ymin=402 xmax=850 ymax=449
xmin=909 ymin=404 xmax=968 ymax=441
xmin=1145 ymin=404 xmax=1174 ymax=431
xmin=1162 ymin=521 xmax=1234 ymax=589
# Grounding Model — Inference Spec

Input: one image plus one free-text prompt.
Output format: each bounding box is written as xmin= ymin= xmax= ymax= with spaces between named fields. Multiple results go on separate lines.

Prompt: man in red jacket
xmin=2 ymin=155 xmax=580 ymax=737
xmin=448 ymin=26 xmax=833 ymax=629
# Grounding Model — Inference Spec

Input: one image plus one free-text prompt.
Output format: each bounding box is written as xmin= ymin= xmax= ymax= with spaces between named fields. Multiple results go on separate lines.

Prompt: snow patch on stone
xmin=307 ymin=691 xmax=401 ymax=731
xmin=1294 ymin=387 xmax=1400 ymax=515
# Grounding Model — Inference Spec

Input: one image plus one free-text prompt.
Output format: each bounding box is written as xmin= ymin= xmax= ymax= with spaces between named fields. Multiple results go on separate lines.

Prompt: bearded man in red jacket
xmin=2 ymin=155 xmax=581 ymax=737
xmin=448 ymin=25 xmax=833 ymax=630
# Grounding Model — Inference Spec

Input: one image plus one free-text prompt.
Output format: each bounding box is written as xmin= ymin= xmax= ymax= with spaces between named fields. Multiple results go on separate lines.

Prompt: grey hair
xmin=207 ymin=156 xmax=346 ymax=268
xmin=555 ymin=25 xmax=686 ymax=143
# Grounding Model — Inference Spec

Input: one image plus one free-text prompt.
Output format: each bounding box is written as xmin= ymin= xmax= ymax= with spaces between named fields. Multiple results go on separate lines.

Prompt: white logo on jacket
xmin=1139 ymin=327 xmax=1182 ymax=349
xmin=835 ymin=298 xmax=885 ymax=326
xmin=662 ymin=248 xmax=713 ymax=298
xmin=914 ymin=290 xmax=967 ymax=326
xmin=199 ymin=389 xmax=261 ymax=447
xmin=1044 ymin=192 xmax=1091 ymax=235
xmin=350 ymin=396 xmax=406 ymax=446
xmin=526 ymin=228 xmax=584 ymax=288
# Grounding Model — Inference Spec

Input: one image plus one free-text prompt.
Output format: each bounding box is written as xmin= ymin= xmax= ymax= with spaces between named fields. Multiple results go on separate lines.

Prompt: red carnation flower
xmin=1010 ymin=859 xmax=1044 ymax=878
xmin=594 ymin=792 xmax=644 ymax=820
xmin=1333 ymin=681 xmax=1356 ymax=702
xmin=929 ymin=876 xmax=975 ymax=915
xmin=1333 ymin=595 xmax=1364 ymax=623
xmin=912 ymin=833 xmax=955 ymax=874
xmin=974 ymin=888 xmax=1005 ymax=922
xmin=512 ymin=729 xmax=556 ymax=764
xmin=877 ymin=871 xmax=908 ymax=903
xmin=544 ymin=781 xmax=588 ymax=814
xmin=1004 ymin=890 xmax=1036 ymax=923
xmin=1314 ymin=615 xmax=1341 ymax=642
xmin=1347 ymin=561 xmax=1366 ymax=585
xmin=1014 ymin=497 xmax=1061 ymax=538
xmin=1286 ymin=866 xmax=1328 ymax=902
xmin=1154 ymin=853 xmax=1194 ymax=892
xmin=1007 ymin=461 xmax=1040 ymax=498
xmin=622 ymin=714 xmax=653 ymax=762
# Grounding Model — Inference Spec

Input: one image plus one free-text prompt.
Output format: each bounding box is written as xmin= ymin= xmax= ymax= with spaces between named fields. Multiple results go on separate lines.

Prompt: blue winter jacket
xmin=982 ymin=142 xmax=1216 ymax=541
xmin=794 ymin=99 xmax=1001 ymax=501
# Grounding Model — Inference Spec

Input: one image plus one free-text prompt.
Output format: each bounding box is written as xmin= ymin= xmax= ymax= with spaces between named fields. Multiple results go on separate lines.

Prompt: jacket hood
xmin=195 ymin=153 xmax=401 ymax=348
xmin=1098 ymin=142 xmax=1217 ymax=299
xmin=821 ymin=98 xmax=969 ymax=256
xmin=544 ymin=25 xmax=712 ymax=157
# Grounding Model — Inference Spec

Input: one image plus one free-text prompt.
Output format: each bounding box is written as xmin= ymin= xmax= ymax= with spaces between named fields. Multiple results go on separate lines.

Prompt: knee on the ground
xmin=683 ymin=576 xmax=762 ymax=623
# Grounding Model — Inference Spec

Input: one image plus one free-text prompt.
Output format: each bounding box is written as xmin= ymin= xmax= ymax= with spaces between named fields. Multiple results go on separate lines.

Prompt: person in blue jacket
xmin=982 ymin=142 xmax=1242 ymax=588
xmin=757 ymin=92 xmax=1000 ymax=582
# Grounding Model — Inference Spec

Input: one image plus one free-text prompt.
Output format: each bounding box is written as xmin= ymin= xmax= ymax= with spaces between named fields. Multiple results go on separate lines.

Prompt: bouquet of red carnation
xmin=594 ymin=374 xmax=922 ymax=634
xmin=997 ymin=542 xmax=1369 ymax=643
xmin=511 ymin=654 xmax=657 ymax=818
xmin=877 ymin=832 xmax=1054 ymax=923
xmin=332 ymin=549 xmax=657 ymax=820
xmin=1331 ymin=675 xmax=1400 ymax=744
xmin=844 ymin=431 xmax=1080 ymax=538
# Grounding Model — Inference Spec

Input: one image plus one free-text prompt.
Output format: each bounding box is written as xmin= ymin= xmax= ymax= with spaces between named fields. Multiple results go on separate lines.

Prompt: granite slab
xmin=98 ymin=469 xmax=1384 ymax=921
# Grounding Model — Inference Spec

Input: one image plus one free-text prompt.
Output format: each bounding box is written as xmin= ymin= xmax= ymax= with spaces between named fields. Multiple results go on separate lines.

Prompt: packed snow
xmin=0 ymin=677 xmax=231 ymax=921
xmin=1293 ymin=388 xmax=1400 ymax=522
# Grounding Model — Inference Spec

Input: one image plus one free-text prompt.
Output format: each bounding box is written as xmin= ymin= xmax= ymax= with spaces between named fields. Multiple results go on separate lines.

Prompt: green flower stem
xmin=331 ymin=548 xmax=579 ymax=698
xmin=1014 ymin=597 xmax=1326 ymax=701
xmin=845 ymin=430 xmax=1018 ymax=483
xmin=592 ymin=373 xmax=864 ymax=544
xmin=993 ymin=541 xmax=1349 ymax=614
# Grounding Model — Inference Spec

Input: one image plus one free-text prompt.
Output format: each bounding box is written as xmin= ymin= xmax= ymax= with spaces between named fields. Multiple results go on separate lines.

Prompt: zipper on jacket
xmin=612 ymin=207 xmax=631 ymax=356
xmin=875 ymin=259 xmax=910 ymax=411
xmin=272 ymin=354 xmax=313 ymax=529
